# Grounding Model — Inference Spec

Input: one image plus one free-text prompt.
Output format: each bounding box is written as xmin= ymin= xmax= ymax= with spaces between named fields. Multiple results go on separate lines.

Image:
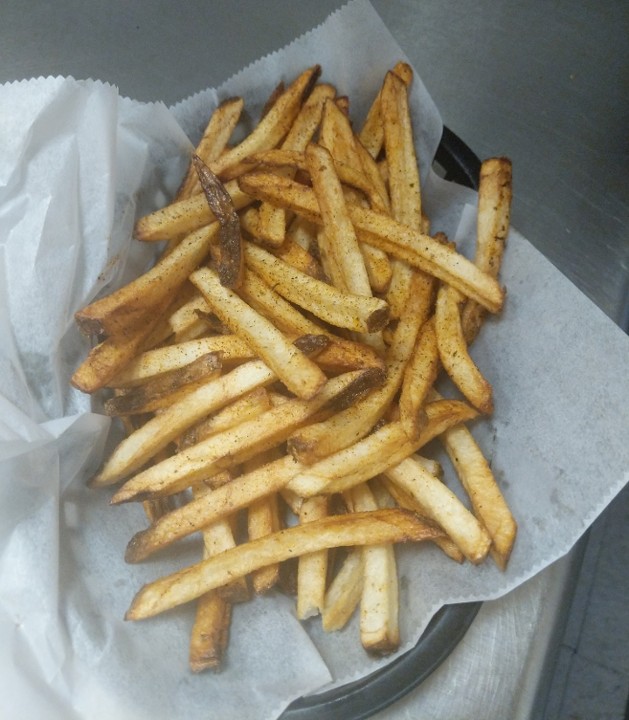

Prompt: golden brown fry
xmin=461 ymin=157 xmax=512 ymax=343
xmin=111 ymin=369 xmax=384 ymax=504
xmin=179 ymin=388 xmax=272 ymax=449
xmin=106 ymin=335 xmax=253 ymax=387
xmin=321 ymin=549 xmax=364 ymax=632
xmin=237 ymin=173 xmax=504 ymax=313
xmin=71 ymin=294 xmax=173 ymax=394
xmin=257 ymin=83 xmax=336 ymax=246
xmin=92 ymin=359 xmax=277 ymax=486
xmin=385 ymin=456 xmax=491 ymax=564
xmin=177 ymin=96 xmax=245 ymax=201
xmin=287 ymin=400 xmax=478 ymax=499
xmin=359 ymin=61 xmax=413 ymax=158
xmin=381 ymin=70 xmax=423 ymax=320
xmin=190 ymin=266 xmax=327 ymax=399
xmin=346 ymin=482 xmax=399 ymax=654
xmin=104 ymin=352 xmax=222 ymax=416
xmin=435 ymin=283 xmax=493 ymax=414
xmin=75 ymin=223 xmax=220 ymax=339
xmin=134 ymin=181 xmax=251 ymax=243
xmin=398 ymin=317 xmax=440 ymax=434
xmin=125 ymin=455 xmax=306 ymax=563
xmin=210 ymin=65 xmax=321 ymax=182
xmin=296 ymin=495 xmax=329 ymax=619
xmin=377 ymin=476 xmax=464 ymax=563
xmin=125 ymin=509 xmax=443 ymax=621
xmin=287 ymin=271 xmax=431 ymax=464
xmin=244 ymin=241 xmax=389 ymax=333
xmin=440 ymin=422 xmax=517 ymax=570
xmin=246 ymin=450 xmax=283 ymax=594
xmin=306 ymin=143 xmax=372 ymax=298
xmin=189 ymin=592 xmax=232 ymax=673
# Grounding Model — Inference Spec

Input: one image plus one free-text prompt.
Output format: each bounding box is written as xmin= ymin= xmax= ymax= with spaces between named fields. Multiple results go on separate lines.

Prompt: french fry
xmin=359 ymin=61 xmax=413 ymax=158
xmin=346 ymin=482 xmax=400 ymax=653
xmin=237 ymin=173 xmax=505 ymax=313
xmin=190 ymin=266 xmax=327 ymax=399
xmin=179 ymin=387 xmax=272 ymax=449
xmin=306 ymin=143 xmax=372 ymax=298
xmin=381 ymin=70 xmax=423 ymax=320
xmin=104 ymin=352 xmax=222 ymax=416
xmin=192 ymin=156 xmax=244 ymax=288
xmin=245 ymin=449 xmax=284 ymax=595
xmin=257 ymin=83 xmax=336 ymax=246
xmin=385 ymin=456 xmax=491 ymax=564
xmin=296 ymin=495 xmax=330 ymax=619
xmin=243 ymin=241 xmax=390 ymax=333
xmin=287 ymin=400 xmax=478 ymax=499
xmin=321 ymin=549 xmax=364 ymax=632
xmin=176 ymin=96 xmax=245 ymax=201
xmin=126 ymin=509 xmax=443 ymax=621
xmin=398 ymin=317 xmax=440 ymax=434
xmin=72 ymin=63 xmax=516 ymax=667
xmin=134 ymin=181 xmax=251 ymax=243
xmin=111 ymin=368 xmax=384 ymax=504
xmin=210 ymin=65 xmax=321 ymax=182
xmin=91 ymin=359 xmax=278 ymax=487
xmin=287 ymin=270 xmax=431 ymax=464
xmin=440 ymin=422 xmax=517 ymax=569
xmin=106 ymin=335 xmax=253 ymax=387
xmin=188 ymin=473 xmax=247 ymax=673
xmin=435 ymin=283 xmax=494 ymax=414
xmin=461 ymin=157 xmax=512 ymax=343
xmin=75 ymin=223 xmax=221 ymax=341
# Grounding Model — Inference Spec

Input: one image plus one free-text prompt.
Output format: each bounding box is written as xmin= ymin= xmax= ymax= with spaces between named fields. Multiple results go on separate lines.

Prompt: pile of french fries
xmin=72 ymin=63 xmax=517 ymax=672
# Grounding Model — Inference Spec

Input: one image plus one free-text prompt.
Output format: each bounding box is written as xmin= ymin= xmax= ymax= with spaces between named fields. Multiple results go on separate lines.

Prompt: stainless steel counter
xmin=2 ymin=1 xmax=627 ymax=718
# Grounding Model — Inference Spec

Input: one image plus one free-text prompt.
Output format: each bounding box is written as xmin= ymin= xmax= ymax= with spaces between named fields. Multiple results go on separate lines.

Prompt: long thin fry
xmin=126 ymin=510 xmax=443 ymax=621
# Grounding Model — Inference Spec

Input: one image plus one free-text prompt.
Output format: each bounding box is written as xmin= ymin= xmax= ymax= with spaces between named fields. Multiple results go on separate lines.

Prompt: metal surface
xmin=2 ymin=2 xmax=628 ymax=718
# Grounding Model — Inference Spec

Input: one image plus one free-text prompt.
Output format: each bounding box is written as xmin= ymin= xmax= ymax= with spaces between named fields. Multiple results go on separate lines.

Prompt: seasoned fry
xmin=296 ymin=495 xmax=329 ymax=619
xmin=237 ymin=173 xmax=505 ymax=313
xmin=111 ymin=368 xmax=384 ymax=504
xmin=72 ymin=63 xmax=515 ymax=669
xmin=321 ymin=549 xmax=364 ymax=632
xmin=398 ymin=317 xmax=439 ymax=434
xmin=192 ymin=156 xmax=244 ymax=288
xmin=126 ymin=510 xmax=443 ymax=620
xmin=385 ymin=456 xmax=491 ymax=564
xmin=306 ymin=143 xmax=372 ymax=297
xmin=177 ymin=96 xmax=245 ymax=201
xmin=104 ymin=352 xmax=222 ymax=416
xmin=461 ymin=157 xmax=512 ymax=343
xmin=440 ymin=422 xmax=517 ymax=569
xmin=134 ymin=181 xmax=251 ymax=243
xmin=346 ymin=483 xmax=400 ymax=653
xmin=287 ymin=400 xmax=478 ymax=499
xmin=435 ymin=283 xmax=493 ymax=414
xmin=92 ymin=360 xmax=278 ymax=486
xmin=244 ymin=241 xmax=389 ymax=333
xmin=191 ymin=266 xmax=327 ymax=399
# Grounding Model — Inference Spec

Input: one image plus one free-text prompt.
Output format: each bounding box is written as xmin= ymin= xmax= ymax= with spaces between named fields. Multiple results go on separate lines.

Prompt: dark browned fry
xmin=192 ymin=155 xmax=244 ymax=288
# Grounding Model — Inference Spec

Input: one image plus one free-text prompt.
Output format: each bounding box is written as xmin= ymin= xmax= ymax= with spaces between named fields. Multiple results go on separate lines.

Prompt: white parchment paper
xmin=1 ymin=1 xmax=628 ymax=718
